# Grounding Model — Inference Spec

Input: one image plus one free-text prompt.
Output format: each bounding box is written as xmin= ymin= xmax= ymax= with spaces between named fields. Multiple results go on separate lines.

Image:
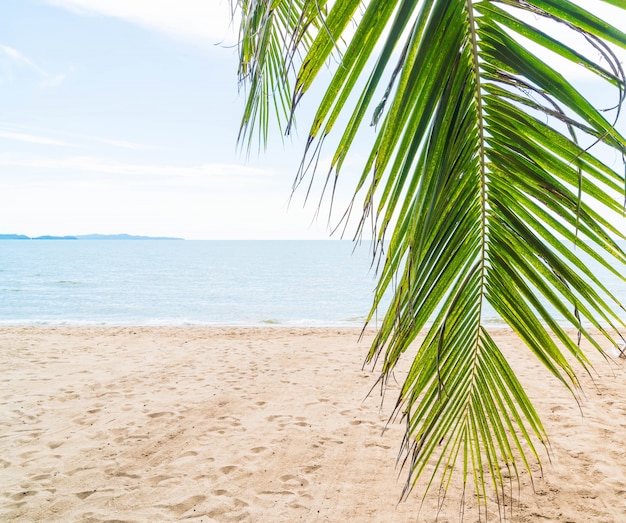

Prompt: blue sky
xmin=1 ymin=0 xmax=340 ymax=239
xmin=1 ymin=0 xmax=625 ymax=239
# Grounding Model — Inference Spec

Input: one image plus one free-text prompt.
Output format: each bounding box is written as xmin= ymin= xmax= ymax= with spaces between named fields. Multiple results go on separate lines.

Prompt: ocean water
xmin=0 ymin=240 xmax=383 ymax=326
xmin=1 ymin=240 xmax=624 ymax=327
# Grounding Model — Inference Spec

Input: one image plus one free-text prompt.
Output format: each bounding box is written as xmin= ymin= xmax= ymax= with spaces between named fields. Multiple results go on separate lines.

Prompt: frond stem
xmin=466 ymin=0 xmax=487 ymax=325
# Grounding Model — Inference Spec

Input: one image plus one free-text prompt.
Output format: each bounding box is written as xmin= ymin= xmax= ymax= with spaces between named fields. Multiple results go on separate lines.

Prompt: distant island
xmin=0 ymin=233 xmax=184 ymax=240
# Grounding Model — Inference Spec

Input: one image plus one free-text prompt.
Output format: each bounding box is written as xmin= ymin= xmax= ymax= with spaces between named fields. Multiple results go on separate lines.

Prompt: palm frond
xmin=236 ymin=0 xmax=626 ymax=515
xmin=235 ymin=0 xmax=333 ymax=151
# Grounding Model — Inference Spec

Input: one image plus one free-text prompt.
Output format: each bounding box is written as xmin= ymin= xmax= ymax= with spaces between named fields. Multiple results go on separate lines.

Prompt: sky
xmin=1 ymin=0 xmax=339 ymax=239
xmin=1 ymin=0 xmax=625 ymax=239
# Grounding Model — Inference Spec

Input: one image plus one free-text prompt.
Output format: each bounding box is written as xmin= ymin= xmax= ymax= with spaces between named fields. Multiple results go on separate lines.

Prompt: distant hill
xmin=76 ymin=234 xmax=183 ymax=240
xmin=0 ymin=233 xmax=184 ymax=240
xmin=35 ymin=236 xmax=78 ymax=240
xmin=0 ymin=234 xmax=30 ymax=240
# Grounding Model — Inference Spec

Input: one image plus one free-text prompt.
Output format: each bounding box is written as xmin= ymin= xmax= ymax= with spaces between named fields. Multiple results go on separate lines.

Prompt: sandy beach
xmin=1 ymin=326 xmax=625 ymax=522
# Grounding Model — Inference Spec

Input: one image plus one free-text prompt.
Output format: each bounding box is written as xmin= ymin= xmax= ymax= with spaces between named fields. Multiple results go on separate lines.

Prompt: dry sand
xmin=1 ymin=326 xmax=625 ymax=522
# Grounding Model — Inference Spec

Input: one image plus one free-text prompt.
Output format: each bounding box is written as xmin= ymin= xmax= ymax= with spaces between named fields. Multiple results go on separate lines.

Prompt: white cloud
xmin=0 ymin=154 xmax=274 ymax=189
xmin=0 ymin=44 xmax=67 ymax=88
xmin=1 ymin=124 xmax=154 ymax=151
xmin=45 ymin=0 xmax=238 ymax=49
xmin=0 ymin=130 xmax=76 ymax=147
xmin=94 ymin=137 xmax=150 ymax=150
xmin=0 ymin=44 xmax=48 ymax=75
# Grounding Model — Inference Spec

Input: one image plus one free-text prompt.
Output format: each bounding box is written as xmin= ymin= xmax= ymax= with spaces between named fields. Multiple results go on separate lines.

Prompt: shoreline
xmin=2 ymin=326 xmax=625 ymax=522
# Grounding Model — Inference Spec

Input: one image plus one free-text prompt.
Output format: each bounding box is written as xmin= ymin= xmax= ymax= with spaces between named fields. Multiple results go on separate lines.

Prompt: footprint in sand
xmin=280 ymin=474 xmax=309 ymax=488
xmin=266 ymin=414 xmax=289 ymax=422
xmin=10 ymin=491 xmax=37 ymax=501
xmin=318 ymin=436 xmax=344 ymax=446
xmin=207 ymin=415 xmax=245 ymax=435
xmin=162 ymin=494 xmax=207 ymax=517
xmin=74 ymin=490 xmax=97 ymax=500
xmin=244 ymin=446 xmax=270 ymax=462
xmin=266 ymin=414 xmax=298 ymax=430
xmin=257 ymin=489 xmax=296 ymax=497
xmin=365 ymin=442 xmax=391 ymax=450
xmin=29 ymin=473 xmax=52 ymax=482
xmin=170 ymin=450 xmax=200 ymax=466
xmin=206 ymin=498 xmax=250 ymax=521
xmin=147 ymin=411 xmax=173 ymax=419
xmin=147 ymin=474 xmax=176 ymax=487
xmin=66 ymin=466 xmax=97 ymax=477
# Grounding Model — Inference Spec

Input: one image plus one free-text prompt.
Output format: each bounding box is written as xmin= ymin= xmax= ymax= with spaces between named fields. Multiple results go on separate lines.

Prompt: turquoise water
xmin=0 ymin=241 xmax=382 ymax=326
xmin=1 ymin=240 xmax=624 ymax=326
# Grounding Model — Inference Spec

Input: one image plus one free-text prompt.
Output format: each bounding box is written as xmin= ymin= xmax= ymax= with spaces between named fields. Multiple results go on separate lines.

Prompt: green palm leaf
xmin=235 ymin=0 xmax=626 ymax=515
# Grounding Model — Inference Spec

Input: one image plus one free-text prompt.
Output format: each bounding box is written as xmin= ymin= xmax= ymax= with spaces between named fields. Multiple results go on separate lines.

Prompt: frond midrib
xmin=466 ymin=0 xmax=488 ymax=328
xmin=462 ymin=2 xmax=488 ymax=426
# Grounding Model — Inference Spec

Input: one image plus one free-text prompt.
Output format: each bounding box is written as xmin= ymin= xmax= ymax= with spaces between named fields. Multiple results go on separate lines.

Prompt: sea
xmin=1 ymin=240 xmax=625 ymax=327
